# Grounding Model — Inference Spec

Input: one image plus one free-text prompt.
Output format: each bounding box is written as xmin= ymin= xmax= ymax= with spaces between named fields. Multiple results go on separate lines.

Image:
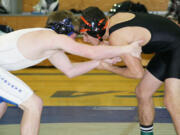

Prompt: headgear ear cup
xmin=48 ymin=18 xmax=77 ymax=36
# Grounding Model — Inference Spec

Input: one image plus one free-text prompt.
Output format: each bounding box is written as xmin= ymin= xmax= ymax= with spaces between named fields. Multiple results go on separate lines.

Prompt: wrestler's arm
xmin=99 ymin=35 xmax=144 ymax=79
xmin=98 ymin=54 xmax=144 ymax=79
xmin=48 ymin=50 xmax=100 ymax=78
xmin=49 ymin=32 xmax=141 ymax=60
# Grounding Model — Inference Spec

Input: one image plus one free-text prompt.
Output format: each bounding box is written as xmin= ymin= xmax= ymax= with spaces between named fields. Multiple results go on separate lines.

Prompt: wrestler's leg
xmin=19 ymin=94 xmax=43 ymax=135
xmin=135 ymin=70 xmax=162 ymax=134
xmin=0 ymin=67 xmax=43 ymax=135
xmin=164 ymin=78 xmax=180 ymax=135
xmin=0 ymin=102 xmax=7 ymax=118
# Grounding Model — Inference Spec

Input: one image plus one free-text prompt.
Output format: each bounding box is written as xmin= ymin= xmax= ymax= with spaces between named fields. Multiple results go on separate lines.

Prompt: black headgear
xmin=48 ymin=18 xmax=78 ymax=36
xmin=80 ymin=16 xmax=108 ymax=41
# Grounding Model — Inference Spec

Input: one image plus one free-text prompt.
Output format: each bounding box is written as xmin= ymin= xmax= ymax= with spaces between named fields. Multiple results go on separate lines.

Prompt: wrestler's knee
xmin=135 ymin=85 xmax=149 ymax=100
xmin=164 ymin=78 xmax=180 ymax=113
xmin=19 ymin=94 xmax=43 ymax=114
xmin=164 ymin=93 xmax=180 ymax=114
xmin=164 ymin=93 xmax=178 ymax=113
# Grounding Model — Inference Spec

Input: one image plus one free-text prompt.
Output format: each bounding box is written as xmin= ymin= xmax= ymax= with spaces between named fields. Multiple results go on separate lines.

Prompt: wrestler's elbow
xmin=135 ymin=72 xmax=144 ymax=79
xmin=64 ymin=73 xmax=72 ymax=78
xmin=131 ymin=69 xmax=144 ymax=79
xmin=137 ymin=71 xmax=144 ymax=79
xmin=64 ymin=71 xmax=75 ymax=78
xmin=66 ymin=74 xmax=74 ymax=78
xmin=63 ymin=69 xmax=77 ymax=78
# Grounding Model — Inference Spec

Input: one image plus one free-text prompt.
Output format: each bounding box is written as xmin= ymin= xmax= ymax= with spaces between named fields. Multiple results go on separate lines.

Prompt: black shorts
xmin=146 ymin=46 xmax=180 ymax=81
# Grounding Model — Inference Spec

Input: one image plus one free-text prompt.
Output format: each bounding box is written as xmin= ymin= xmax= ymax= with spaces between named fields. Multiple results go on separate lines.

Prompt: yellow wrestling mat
xmin=11 ymin=68 xmax=164 ymax=107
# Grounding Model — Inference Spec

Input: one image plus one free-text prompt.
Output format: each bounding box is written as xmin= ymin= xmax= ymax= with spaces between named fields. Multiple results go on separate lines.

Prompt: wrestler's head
xmin=80 ymin=7 xmax=108 ymax=45
xmin=46 ymin=10 xmax=80 ymax=39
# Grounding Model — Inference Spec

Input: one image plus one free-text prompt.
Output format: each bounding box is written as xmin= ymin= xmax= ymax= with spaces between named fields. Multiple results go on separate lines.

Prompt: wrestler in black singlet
xmin=109 ymin=12 xmax=180 ymax=81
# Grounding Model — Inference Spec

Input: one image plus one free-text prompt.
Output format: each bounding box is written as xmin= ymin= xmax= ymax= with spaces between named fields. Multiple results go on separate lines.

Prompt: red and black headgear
xmin=80 ymin=7 xmax=108 ymax=41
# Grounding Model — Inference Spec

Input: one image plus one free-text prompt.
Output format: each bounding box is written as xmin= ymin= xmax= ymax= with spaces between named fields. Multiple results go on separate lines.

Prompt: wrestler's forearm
xmin=65 ymin=60 xmax=100 ymax=78
xmin=86 ymin=45 xmax=131 ymax=60
xmin=103 ymin=65 xmax=144 ymax=79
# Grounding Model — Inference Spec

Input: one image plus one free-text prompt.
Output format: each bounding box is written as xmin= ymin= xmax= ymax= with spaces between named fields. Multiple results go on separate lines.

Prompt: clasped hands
xmin=96 ymin=40 xmax=143 ymax=70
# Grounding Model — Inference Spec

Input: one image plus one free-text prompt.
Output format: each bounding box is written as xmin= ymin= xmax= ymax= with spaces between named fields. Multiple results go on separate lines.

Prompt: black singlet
xmin=109 ymin=12 xmax=180 ymax=81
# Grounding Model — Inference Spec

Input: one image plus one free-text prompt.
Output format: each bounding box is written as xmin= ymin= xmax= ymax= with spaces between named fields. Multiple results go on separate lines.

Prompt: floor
xmin=0 ymin=68 xmax=176 ymax=135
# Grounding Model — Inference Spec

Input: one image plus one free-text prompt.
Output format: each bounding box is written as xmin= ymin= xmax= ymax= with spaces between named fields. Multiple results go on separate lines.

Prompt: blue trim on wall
xmin=0 ymin=106 xmax=172 ymax=124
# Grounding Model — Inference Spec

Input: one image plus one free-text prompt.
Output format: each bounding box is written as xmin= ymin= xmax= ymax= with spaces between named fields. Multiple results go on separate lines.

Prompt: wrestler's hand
xmin=96 ymin=61 xmax=108 ymax=70
xmin=96 ymin=61 xmax=112 ymax=70
xmin=126 ymin=40 xmax=143 ymax=59
xmin=103 ymin=57 xmax=122 ymax=65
